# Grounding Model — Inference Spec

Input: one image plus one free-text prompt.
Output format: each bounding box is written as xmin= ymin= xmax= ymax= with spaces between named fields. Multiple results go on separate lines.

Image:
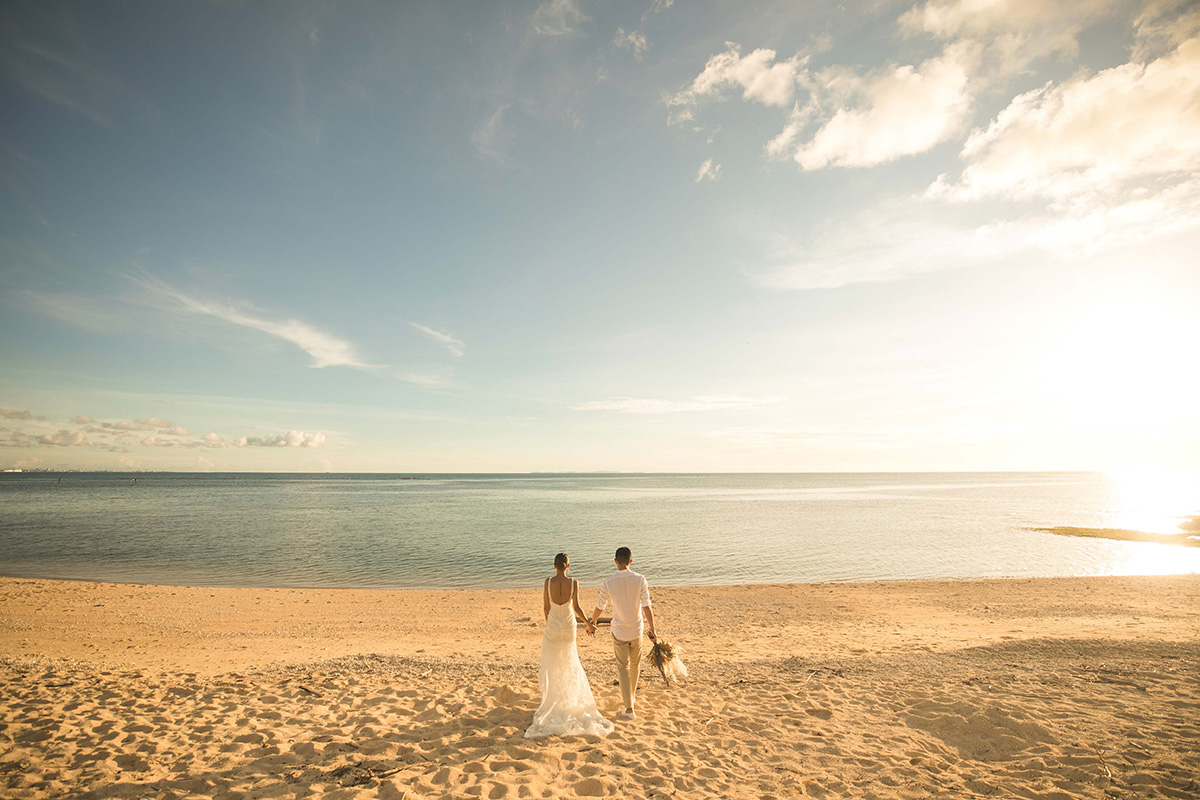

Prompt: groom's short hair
xmin=615 ymin=547 xmax=632 ymax=565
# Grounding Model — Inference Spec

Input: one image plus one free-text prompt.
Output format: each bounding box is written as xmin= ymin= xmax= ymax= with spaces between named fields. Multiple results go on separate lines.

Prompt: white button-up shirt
xmin=596 ymin=569 xmax=651 ymax=642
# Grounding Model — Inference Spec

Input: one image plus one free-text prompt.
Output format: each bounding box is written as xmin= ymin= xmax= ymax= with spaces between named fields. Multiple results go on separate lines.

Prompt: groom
xmin=586 ymin=546 xmax=656 ymax=720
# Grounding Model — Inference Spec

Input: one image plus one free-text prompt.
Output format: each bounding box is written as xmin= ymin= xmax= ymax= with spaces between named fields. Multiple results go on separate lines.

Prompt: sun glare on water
xmin=1106 ymin=468 xmax=1200 ymax=535
xmin=1100 ymin=468 xmax=1200 ymax=576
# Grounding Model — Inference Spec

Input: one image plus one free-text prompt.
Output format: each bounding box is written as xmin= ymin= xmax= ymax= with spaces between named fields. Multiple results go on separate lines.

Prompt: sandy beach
xmin=1 ymin=574 xmax=1198 ymax=799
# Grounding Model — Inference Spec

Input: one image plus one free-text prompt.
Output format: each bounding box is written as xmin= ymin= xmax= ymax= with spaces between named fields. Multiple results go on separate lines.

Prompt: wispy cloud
xmin=409 ymin=322 xmax=465 ymax=357
xmin=1 ymin=408 xmax=35 ymax=420
xmin=573 ymin=395 xmax=783 ymax=414
xmin=744 ymin=206 xmax=1029 ymax=291
xmin=531 ymin=0 xmax=589 ymax=37
xmin=613 ymin=29 xmax=649 ymax=60
xmin=0 ymin=4 xmax=157 ymax=128
xmin=899 ymin=0 xmax=1117 ymax=74
xmin=695 ymin=158 xmax=721 ymax=182
xmin=131 ymin=275 xmax=369 ymax=369
xmin=472 ymin=104 xmax=520 ymax=169
xmin=15 ymin=290 xmax=130 ymax=334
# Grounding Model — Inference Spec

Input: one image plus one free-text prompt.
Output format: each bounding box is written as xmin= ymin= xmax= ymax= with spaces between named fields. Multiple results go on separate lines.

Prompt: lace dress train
xmin=524 ymin=600 xmax=614 ymax=738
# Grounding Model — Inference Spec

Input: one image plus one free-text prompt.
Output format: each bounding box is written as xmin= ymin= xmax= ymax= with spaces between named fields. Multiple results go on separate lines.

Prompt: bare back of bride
xmin=524 ymin=553 xmax=614 ymax=739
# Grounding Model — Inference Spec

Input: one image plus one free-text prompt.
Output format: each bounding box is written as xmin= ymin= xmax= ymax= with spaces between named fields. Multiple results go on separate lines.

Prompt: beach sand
xmin=1 ymin=574 xmax=1198 ymax=799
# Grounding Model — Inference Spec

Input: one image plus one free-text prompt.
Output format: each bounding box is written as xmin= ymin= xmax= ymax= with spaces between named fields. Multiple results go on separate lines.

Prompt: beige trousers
xmin=612 ymin=635 xmax=642 ymax=710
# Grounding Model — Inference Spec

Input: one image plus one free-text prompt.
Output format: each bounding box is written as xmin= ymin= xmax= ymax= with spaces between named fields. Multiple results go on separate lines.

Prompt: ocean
xmin=1 ymin=471 xmax=1198 ymax=589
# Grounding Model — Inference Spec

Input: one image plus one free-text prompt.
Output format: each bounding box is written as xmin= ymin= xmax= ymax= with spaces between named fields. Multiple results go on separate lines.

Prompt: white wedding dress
xmin=524 ymin=597 xmax=614 ymax=738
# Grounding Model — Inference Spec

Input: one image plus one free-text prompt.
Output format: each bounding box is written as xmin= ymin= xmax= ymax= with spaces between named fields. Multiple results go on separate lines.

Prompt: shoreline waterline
xmin=5 ymin=471 xmax=1200 ymax=588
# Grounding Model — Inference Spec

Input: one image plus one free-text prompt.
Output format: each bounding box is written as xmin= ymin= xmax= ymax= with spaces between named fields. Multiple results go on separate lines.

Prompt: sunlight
xmin=1043 ymin=299 xmax=1200 ymax=430
xmin=1105 ymin=468 xmax=1200 ymax=535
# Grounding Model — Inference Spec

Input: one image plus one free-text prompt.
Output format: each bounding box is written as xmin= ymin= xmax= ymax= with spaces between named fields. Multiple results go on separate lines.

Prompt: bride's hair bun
xmin=554 ymin=552 xmax=569 ymax=569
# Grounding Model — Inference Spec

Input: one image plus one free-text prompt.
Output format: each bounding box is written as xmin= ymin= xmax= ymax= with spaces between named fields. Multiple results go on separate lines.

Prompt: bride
xmin=524 ymin=553 xmax=614 ymax=738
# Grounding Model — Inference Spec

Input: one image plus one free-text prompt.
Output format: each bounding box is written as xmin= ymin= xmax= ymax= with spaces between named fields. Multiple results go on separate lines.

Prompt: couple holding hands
xmin=524 ymin=547 xmax=655 ymax=739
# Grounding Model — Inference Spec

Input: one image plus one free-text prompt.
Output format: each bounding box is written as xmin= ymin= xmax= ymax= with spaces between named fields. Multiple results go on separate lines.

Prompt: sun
xmin=1041 ymin=298 xmax=1200 ymax=430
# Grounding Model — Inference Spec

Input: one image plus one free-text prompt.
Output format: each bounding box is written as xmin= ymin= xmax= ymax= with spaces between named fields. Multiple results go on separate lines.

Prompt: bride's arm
xmin=543 ymin=578 xmax=551 ymax=620
xmin=570 ymin=578 xmax=587 ymax=623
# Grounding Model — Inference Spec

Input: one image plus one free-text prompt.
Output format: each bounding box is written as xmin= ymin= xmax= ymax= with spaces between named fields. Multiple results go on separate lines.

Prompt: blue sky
xmin=2 ymin=0 xmax=1198 ymax=472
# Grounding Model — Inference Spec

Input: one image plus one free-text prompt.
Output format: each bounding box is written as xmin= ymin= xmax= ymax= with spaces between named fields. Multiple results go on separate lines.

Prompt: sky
xmin=1 ymin=0 xmax=1198 ymax=473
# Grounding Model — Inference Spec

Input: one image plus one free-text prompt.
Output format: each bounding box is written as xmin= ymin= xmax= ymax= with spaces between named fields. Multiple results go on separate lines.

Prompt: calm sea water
xmin=1 ymin=471 xmax=1198 ymax=589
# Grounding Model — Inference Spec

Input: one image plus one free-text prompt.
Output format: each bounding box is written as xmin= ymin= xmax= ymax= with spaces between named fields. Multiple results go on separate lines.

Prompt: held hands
xmin=586 ymin=621 xmax=597 ymax=637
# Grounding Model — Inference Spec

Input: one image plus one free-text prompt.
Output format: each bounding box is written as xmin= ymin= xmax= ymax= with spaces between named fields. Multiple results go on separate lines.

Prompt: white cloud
xmin=573 ymin=395 xmax=783 ymax=414
xmin=613 ymin=28 xmax=649 ymax=60
xmin=202 ymin=432 xmax=224 ymax=443
xmin=675 ymin=2 xmax=1127 ymax=172
xmin=932 ymin=36 xmax=1200 ymax=203
xmin=119 ymin=456 xmax=141 ymax=469
xmin=70 ymin=415 xmax=95 ymax=424
xmin=107 ymin=420 xmax=155 ymax=431
xmin=532 ymin=0 xmax=589 ymax=37
xmin=671 ymin=43 xmax=805 ymax=111
xmin=789 ymin=43 xmax=978 ymax=170
xmin=235 ymin=430 xmax=326 ymax=448
xmin=162 ymin=426 xmax=189 ymax=436
xmin=141 ymin=435 xmax=176 ymax=447
xmin=650 ymin=0 xmax=674 ymax=12
xmin=409 ymin=322 xmax=465 ymax=357
xmin=131 ymin=276 xmax=368 ymax=369
xmin=672 ymin=39 xmax=976 ymax=169
xmin=1 ymin=408 xmax=33 ymax=420
xmin=39 ymin=430 xmax=93 ymax=447
xmin=695 ymin=158 xmax=722 ymax=182
xmin=139 ymin=417 xmax=175 ymax=428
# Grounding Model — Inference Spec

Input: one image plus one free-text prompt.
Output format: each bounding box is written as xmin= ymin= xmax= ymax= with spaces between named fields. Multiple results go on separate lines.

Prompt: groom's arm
xmin=587 ymin=581 xmax=609 ymax=636
xmin=640 ymin=576 xmax=655 ymax=640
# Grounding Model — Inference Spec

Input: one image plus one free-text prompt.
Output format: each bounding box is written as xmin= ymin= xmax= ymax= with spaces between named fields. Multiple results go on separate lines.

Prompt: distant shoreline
xmin=2 ymin=468 xmax=1108 ymax=476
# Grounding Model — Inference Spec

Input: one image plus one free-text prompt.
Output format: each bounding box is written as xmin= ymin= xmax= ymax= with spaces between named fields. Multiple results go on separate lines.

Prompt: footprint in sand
xmin=574 ymin=777 xmax=608 ymax=796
